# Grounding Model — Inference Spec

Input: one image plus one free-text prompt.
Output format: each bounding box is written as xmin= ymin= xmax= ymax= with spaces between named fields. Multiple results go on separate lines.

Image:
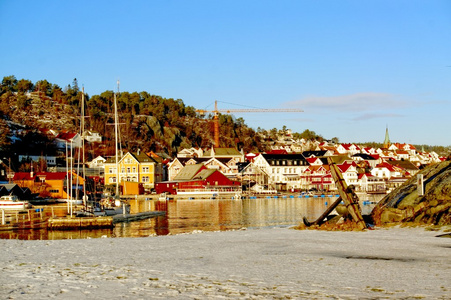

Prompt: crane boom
xmin=196 ymin=100 xmax=303 ymax=147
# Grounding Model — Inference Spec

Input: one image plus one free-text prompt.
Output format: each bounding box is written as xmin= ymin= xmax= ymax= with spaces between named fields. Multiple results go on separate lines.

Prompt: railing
xmin=0 ymin=208 xmax=50 ymax=229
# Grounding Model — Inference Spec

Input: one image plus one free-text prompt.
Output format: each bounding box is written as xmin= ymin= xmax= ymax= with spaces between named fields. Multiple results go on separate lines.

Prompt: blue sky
xmin=1 ymin=1 xmax=450 ymax=146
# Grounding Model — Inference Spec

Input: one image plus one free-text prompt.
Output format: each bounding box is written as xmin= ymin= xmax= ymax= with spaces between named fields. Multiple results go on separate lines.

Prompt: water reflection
xmin=1 ymin=195 xmax=383 ymax=240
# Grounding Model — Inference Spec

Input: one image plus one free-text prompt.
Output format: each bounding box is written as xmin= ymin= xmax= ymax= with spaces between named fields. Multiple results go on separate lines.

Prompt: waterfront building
xmin=12 ymin=171 xmax=85 ymax=199
xmin=155 ymin=163 xmax=241 ymax=195
xmin=252 ymin=153 xmax=309 ymax=191
xmin=103 ymin=151 xmax=163 ymax=192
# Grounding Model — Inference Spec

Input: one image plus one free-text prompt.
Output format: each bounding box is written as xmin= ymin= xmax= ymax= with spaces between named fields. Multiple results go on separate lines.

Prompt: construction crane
xmin=196 ymin=100 xmax=303 ymax=148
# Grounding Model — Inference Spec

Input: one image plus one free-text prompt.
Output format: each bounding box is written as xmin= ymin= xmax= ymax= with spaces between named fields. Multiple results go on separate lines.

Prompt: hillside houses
xmin=3 ymin=121 xmax=447 ymax=197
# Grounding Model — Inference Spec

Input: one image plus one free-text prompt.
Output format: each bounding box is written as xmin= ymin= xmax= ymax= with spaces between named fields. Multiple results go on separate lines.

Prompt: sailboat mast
xmin=114 ymin=80 xmax=120 ymax=197
xmin=81 ymin=87 xmax=87 ymax=206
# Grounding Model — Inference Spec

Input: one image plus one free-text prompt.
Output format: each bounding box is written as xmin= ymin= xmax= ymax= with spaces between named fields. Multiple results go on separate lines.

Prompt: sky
xmin=1 ymin=0 xmax=450 ymax=146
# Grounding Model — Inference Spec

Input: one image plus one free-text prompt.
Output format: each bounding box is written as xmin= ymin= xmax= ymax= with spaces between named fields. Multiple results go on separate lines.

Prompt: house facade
xmin=155 ymin=164 xmax=241 ymax=195
xmin=13 ymin=171 xmax=85 ymax=199
xmin=54 ymin=132 xmax=82 ymax=149
xmin=253 ymin=153 xmax=309 ymax=191
xmin=104 ymin=151 xmax=163 ymax=191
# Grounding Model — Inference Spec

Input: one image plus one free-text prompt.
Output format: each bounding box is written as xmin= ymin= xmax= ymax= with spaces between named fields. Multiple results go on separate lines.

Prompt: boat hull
xmin=0 ymin=201 xmax=29 ymax=210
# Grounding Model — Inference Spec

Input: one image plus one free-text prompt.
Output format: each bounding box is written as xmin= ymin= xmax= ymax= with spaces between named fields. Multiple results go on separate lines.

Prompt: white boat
xmin=57 ymin=198 xmax=83 ymax=205
xmin=0 ymin=195 xmax=32 ymax=210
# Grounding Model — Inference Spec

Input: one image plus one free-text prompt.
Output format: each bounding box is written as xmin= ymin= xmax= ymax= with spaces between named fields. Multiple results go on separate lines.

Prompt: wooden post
xmin=1 ymin=209 xmax=4 ymax=225
xmin=327 ymin=157 xmax=367 ymax=230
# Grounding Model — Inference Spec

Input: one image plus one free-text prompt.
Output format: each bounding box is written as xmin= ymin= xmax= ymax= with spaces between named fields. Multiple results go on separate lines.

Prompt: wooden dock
xmin=1 ymin=207 xmax=165 ymax=231
xmin=112 ymin=211 xmax=166 ymax=224
xmin=48 ymin=216 xmax=114 ymax=230
xmin=0 ymin=209 xmax=49 ymax=231
xmin=47 ymin=211 xmax=166 ymax=230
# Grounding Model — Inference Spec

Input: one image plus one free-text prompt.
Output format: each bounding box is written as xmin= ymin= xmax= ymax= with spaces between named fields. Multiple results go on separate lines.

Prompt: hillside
xmin=0 ymin=76 xmax=267 ymax=157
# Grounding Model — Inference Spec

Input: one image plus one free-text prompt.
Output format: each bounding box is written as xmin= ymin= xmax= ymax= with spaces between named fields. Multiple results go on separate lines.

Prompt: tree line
xmin=0 ymin=75 xmax=269 ymax=159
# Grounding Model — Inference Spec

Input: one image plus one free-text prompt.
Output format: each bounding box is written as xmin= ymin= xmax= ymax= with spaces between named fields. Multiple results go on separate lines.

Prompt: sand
xmin=0 ymin=226 xmax=450 ymax=299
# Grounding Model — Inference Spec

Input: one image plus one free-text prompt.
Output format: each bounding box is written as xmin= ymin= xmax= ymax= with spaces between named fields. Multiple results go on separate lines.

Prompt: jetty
xmin=47 ymin=211 xmax=166 ymax=230
xmin=1 ymin=206 xmax=166 ymax=231
xmin=0 ymin=208 xmax=48 ymax=231
xmin=112 ymin=211 xmax=165 ymax=224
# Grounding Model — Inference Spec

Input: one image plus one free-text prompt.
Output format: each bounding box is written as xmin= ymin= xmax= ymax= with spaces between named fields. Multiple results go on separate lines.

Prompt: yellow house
xmin=104 ymin=151 xmax=163 ymax=191
xmin=13 ymin=171 xmax=85 ymax=199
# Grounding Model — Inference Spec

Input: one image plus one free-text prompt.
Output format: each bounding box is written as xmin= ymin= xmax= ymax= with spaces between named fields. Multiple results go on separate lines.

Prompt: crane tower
xmin=196 ymin=100 xmax=303 ymax=147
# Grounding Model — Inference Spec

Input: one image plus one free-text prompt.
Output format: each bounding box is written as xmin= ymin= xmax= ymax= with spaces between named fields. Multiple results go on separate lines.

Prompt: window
xmin=110 ymin=177 xmax=116 ymax=183
xmin=127 ymin=167 xmax=131 ymax=173
xmin=132 ymin=167 xmax=136 ymax=173
xmin=142 ymin=167 xmax=149 ymax=173
xmin=142 ymin=176 xmax=149 ymax=182
xmin=49 ymin=189 xmax=59 ymax=193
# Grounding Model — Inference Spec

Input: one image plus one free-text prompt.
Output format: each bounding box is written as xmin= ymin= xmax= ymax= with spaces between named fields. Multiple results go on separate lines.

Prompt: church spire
xmin=383 ymin=125 xmax=390 ymax=149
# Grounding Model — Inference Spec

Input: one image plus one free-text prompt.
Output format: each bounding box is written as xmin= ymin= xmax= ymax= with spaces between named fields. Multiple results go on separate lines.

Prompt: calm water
xmin=0 ymin=194 xmax=382 ymax=240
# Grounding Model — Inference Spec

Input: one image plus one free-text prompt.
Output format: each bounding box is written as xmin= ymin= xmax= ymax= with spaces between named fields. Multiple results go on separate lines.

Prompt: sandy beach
xmin=1 ymin=226 xmax=450 ymax=299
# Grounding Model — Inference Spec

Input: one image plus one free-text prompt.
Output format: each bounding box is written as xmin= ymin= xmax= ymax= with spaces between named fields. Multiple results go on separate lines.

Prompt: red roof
xmin=306 ymin=157 xmax=319 ymax=164
xmin=13 ymin=172 xmax=34 ymax=181
xmin=56 ymin=132 xmax=77 ymax=141
xmin=375 ymin=162 xmax=398 ymax=172
xmin=266 ymin=149 xmax=288 ymax=154
xmin=35 ymin=172 xmax=67 ymax=180
xmin=13 ymin=172 xmax=68 ymax=181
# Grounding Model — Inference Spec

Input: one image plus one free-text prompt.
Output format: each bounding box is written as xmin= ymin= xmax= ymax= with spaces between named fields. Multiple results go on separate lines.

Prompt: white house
xmin=253 ymin=153 xmax=309 ymax=191
xmin=54 ymin=132 xmax=82 ymax=149
xmin=87 ymin=156 xmax=106 ymax=168
xmin=84 ymin=131 xmax=102 ymax=143
xmin=371 ymin=162 xmax=403 ymax=180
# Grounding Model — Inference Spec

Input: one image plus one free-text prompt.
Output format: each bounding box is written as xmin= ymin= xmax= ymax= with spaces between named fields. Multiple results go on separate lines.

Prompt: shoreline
xmin=1 ymin=226 xmax=450 ymax=299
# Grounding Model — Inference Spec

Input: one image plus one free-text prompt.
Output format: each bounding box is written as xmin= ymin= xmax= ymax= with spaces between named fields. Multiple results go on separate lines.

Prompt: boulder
xmin=371 ymin=161 xmax=451 ymax=226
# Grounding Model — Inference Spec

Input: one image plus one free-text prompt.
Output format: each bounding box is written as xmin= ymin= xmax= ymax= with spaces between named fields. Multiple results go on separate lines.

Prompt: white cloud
xmin=352 ymin=112 xmax=404 ymax=121
xmin=283 ymin=92 xmax=408 ymax=113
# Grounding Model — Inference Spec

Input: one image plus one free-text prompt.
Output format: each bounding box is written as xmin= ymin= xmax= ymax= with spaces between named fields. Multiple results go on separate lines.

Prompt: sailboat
xmin=96 ymin=81 xmax=130 ymax=216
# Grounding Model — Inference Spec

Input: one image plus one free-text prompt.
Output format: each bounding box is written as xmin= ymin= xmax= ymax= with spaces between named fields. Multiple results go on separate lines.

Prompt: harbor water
xmin=0 ymin=194 xmax=383 ymax=240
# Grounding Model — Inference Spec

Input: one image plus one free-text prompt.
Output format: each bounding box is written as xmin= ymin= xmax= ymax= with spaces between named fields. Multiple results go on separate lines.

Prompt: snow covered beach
xmin=1 ymin=226 xmax=450 ymax=299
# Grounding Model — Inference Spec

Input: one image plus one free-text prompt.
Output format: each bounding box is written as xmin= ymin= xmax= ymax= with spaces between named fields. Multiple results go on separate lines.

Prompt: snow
xmin=1 ymin=226 xmax=450 ymax=299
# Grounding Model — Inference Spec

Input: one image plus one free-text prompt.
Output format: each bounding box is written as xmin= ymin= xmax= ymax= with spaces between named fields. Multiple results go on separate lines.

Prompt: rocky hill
xmin=371 ymin=160 xmax=451 ymax=226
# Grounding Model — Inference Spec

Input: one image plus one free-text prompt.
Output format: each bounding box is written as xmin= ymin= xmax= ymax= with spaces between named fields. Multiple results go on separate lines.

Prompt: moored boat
xmin=0 ymin=195 xmax=32 ymax=210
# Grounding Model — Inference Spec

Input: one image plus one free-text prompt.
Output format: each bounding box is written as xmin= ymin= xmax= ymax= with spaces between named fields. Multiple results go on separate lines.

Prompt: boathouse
xmin=155 ymin=164 xmax=241 ymax=195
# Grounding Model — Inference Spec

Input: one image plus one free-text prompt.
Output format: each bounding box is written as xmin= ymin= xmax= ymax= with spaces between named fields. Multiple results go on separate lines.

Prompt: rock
xmin=371 ymin=161 xmax=451 ymax=226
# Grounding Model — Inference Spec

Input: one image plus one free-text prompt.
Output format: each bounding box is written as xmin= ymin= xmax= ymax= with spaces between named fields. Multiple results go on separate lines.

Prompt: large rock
xmin=371 ymin=160 xmax=451 ymax=226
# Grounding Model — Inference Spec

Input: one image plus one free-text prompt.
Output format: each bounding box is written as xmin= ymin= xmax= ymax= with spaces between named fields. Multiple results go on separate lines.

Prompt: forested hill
xmin=0 ymin=76 xmax=267 ymax=156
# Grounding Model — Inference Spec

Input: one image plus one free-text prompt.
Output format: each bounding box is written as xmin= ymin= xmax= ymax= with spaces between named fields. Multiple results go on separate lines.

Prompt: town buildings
xmin=3 ymin=126 xmax=447 ymax=197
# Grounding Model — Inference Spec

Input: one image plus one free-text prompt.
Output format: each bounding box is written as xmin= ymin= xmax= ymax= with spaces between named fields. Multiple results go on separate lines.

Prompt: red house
xmin=155 ymin=164 xmax=241 ymax=195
